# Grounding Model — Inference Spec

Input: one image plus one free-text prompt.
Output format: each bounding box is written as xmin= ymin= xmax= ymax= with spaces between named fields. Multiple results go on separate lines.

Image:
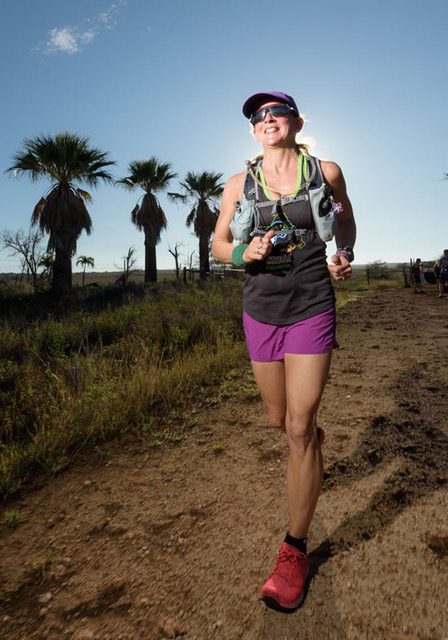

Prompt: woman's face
xmin=252 ymin=101 xmax=303 ymax=147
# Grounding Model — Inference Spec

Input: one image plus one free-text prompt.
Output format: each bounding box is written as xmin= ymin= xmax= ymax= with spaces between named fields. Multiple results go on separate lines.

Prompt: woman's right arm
xmin=212 ymin=172 xmax=274 ymax=265
xmin=211 ymin=172 xmax=245 ymax=264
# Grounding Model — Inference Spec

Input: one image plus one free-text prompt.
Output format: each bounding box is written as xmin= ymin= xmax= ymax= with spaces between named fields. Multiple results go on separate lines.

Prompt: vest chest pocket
xmin=308 ymin=182 xmax=335 ymax=242
xmin=229 ymin=198 xmax=259 ymax=243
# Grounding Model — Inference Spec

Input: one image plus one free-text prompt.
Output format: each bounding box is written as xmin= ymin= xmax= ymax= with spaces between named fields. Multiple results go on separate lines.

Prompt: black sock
xmin=284 ymin=533 xmax=307 ymax=555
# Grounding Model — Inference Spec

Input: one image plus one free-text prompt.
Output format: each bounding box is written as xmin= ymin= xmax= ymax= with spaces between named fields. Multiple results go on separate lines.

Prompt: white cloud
xmin=46 ymin=27 xmax=80 ymax=55
xmin=40 ymin=1 xmax=126 ymax=55
xmin=99 ymin=0 xmax=127 ymax=28
xmin=80 ymin=30 xmax=96 ymax=45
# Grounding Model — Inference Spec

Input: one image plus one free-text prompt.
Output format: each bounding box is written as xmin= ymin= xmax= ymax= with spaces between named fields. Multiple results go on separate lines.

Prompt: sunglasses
xmin=250 ymin=104 xmax=297 ymax=125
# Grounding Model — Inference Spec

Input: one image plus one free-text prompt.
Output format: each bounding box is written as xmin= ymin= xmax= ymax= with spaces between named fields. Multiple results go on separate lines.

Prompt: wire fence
xmin=211 ymin=264 xmax=414 ymax=287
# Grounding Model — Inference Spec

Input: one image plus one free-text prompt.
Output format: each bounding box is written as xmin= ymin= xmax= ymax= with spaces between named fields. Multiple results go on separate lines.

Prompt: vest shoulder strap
xmin=244 ymin=154 xmax=325 ymax=190
xmin=243 ymin=159 xmax=262 ymax=201
xmin=304 ymin=154 xmax=322 ymax=188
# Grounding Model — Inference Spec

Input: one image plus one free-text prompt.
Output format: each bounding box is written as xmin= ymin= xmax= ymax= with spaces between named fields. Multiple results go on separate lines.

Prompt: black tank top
xmin=243 ymin=164 xmax=335 ymax=326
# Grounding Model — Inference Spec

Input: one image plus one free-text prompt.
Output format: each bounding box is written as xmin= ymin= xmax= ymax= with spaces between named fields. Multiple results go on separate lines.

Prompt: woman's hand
xmin=328 ymin=252 xmax=352 ymax=281
xmin=243 ymin=230 xmax=275 ymax=263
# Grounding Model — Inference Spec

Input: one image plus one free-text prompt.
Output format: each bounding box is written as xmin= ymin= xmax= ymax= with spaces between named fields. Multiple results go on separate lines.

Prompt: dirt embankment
xmin=1 ymin=288 xmax=448 ymax=640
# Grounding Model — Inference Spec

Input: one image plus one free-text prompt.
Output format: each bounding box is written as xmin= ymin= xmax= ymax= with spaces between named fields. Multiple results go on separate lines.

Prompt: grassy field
xmin=0 ymin=268 xmax=405 ymax=499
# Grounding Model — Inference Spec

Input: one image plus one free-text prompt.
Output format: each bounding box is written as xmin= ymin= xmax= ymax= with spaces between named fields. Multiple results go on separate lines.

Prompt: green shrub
xmin=0 ymin=281 xmax=246 ymax=498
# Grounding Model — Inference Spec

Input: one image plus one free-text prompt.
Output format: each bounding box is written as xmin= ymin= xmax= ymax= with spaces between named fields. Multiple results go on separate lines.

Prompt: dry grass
xmin=0 ymin=267 xmax=407 ymax=498
xmin=0 ymin=281 xmax=245 ymax=498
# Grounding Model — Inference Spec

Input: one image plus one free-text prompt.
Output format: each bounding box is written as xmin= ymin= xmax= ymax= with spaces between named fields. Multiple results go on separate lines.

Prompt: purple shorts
xmin=243 ymin=308 xmax=338 ymax=362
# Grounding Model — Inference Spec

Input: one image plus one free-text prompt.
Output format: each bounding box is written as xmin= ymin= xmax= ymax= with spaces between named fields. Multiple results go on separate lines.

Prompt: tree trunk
xmin=52 ymin=248 xmax=72 ymax=293
xmin=31 ymin=270 xmax=39 ymax=293
xmin=145 ymin=233 xmax=157 ymax=283
xmin=199 ymin=234 xmax=210 ymax=280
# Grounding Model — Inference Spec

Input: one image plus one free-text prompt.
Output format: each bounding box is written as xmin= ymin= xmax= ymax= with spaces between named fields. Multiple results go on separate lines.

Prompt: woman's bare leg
xmin=251 ymin=354 xmax=330 ymax=538
xmin=284 ymin=352 xmax=332 ymax=537
xmin=250 ymin=360 xmax=287 ymax=430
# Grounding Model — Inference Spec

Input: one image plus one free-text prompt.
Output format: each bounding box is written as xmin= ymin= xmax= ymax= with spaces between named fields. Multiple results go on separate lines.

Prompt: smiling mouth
xmin=265 ymin=127 xmax=278 ymax=134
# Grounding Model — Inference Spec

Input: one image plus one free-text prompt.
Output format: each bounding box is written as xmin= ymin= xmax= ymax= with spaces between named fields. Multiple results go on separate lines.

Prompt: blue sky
xmin=1 ymin=0 xmax=447 ymax=273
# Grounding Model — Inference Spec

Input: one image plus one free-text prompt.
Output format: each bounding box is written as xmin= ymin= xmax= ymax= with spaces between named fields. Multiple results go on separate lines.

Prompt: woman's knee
xmin=286 ymin=414 xmax=315 ymax=447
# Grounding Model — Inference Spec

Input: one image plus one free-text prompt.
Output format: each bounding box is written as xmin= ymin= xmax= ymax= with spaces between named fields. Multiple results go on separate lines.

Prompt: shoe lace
xmin=274 ymin=549 xmax=307 ymax=580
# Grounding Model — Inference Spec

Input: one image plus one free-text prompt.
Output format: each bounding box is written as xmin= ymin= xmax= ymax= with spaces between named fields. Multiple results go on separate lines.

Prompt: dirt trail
xmin=1 ymin=288 xmax=448 ymax=640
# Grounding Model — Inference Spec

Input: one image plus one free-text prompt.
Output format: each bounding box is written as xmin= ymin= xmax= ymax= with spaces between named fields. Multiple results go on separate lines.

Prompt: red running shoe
xmin=261 ymin=542 xmax=309 ymax=611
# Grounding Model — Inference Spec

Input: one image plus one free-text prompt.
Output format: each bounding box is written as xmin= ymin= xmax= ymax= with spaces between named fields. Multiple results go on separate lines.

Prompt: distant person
xmin=411 ymin=258 xmax=425 ymax=294
xmin=435 ymin=250 xmax=448 ymax=298
xmin=212 ymin=91 xmax=356 ymax=612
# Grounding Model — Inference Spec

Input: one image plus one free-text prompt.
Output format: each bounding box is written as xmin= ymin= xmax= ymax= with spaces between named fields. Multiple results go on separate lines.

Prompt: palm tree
xmin=169 ymin=171 xmax=224 ymax=280
xmin=118 ymin=158 xmax=176 ymax=283
xmin=38 ymin=252 xmax=55 ymax=286
xmin=76 ymin=255 xmax=95 ymax=286
xmin=7 ymin=132 xmax=115 ymax=293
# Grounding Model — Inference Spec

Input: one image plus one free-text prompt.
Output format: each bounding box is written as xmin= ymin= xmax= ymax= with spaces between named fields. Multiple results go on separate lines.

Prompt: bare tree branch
xmin=0 ymin=228 xmax=47 ymax=292
xmin=168 ymin=242 xmax=184 ymax=280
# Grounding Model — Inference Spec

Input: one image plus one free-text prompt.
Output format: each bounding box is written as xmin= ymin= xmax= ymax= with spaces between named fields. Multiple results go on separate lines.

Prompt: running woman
xmin=212 ymin=91 xmax=356 ymax=612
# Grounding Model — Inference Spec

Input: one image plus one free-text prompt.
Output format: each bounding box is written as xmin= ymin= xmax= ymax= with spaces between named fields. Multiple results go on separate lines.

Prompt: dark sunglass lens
xmin=251 ymin=108 xmax=267 ymax=124
xmin=251 ymin=104 xmax=292 ymax=124
xmin=272 ymin=105 xmax=289 ymax=116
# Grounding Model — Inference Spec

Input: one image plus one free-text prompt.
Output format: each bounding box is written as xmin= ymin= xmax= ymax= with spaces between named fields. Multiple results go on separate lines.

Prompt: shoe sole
xmin=262 ymin=591 xmax=305 ymax=613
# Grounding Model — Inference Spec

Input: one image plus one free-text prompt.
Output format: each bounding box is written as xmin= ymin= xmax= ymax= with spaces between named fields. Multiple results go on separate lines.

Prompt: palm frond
xmin=179 ymin=171 xmax=224 ymax=200
xmin=168 ymin=192 xmax=188 ymax=203
xmin=193 ymin=200 xmax=218 ymax=238
xmin=76 ymin=187 xmax=93 ymax=203
xmin=34 ymin=184 xmax=93 ymax=255
xmin=116 ymin=177 xmax=136 ymax=190
xmin=131 ymin=193 xmax=167 ymax=244
xmin=186 ymin=206 xmax=197 ymax=228
xmin=119 ymin=157 xmax=176 ymax=194
xmin=7 ymin=132 xmax=115 ymax=186
xmin=174 ymin=171 xmax=223 ymax=237
xmin=130 ymin=204 xmax=141 ymax=224
xmin=31 ymin=197 xmax=47 ymax=226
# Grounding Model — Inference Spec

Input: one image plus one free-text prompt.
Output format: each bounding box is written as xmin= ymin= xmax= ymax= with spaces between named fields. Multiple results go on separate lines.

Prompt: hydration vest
xmin=230 ymin=154 xmax=338 ymax=244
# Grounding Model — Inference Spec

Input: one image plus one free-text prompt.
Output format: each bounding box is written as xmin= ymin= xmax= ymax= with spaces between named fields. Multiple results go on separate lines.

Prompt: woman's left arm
xmin=321 ymin=160 xmax=357 ymax=280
